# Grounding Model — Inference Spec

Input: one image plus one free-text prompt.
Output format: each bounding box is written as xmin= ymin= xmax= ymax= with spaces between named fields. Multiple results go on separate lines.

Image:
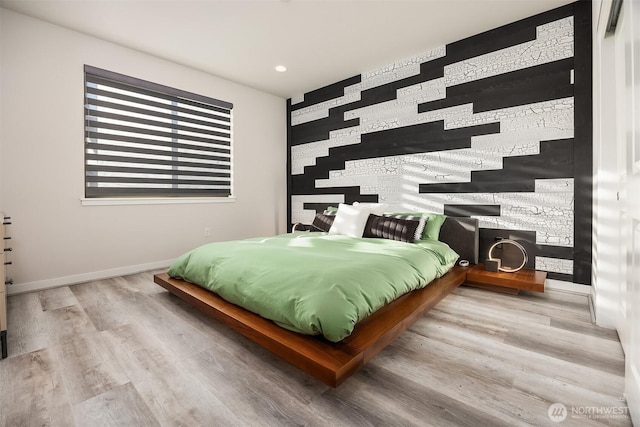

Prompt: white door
xmin=623 ymin=0 xmax=640 ymax=422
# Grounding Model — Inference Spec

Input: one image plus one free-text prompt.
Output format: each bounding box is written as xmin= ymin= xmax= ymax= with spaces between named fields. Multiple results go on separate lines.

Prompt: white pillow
xmin=328 ymin=203 xmax=372 ymax=237
xmin=352 ymin=202 xmax=386 ymax=215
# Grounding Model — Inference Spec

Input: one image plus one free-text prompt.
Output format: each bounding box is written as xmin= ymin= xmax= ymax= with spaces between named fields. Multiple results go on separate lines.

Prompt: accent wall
xmin=287 ymin=2 xmax=591 ymax=284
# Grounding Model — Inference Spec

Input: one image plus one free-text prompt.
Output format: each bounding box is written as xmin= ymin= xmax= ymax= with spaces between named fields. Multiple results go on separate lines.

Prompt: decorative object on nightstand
xmin=486 ymin=238 xmax=528 ymax=273
xmin=485 ymin=258 xmax=501 ymax=272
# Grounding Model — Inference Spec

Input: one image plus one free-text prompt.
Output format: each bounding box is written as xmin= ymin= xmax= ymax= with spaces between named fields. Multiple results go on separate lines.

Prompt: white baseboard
xmin=6 ymin=259 xmax=174 ymax=296
xmin=545 ymin=278 xmax=592 ymax=295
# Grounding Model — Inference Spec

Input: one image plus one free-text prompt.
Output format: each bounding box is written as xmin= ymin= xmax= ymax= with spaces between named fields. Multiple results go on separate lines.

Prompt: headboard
xmin=439 ymin=217 xmax=479 ymax=265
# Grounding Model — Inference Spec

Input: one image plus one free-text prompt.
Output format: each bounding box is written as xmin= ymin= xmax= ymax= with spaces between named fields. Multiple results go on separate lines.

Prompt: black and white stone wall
xmin=287 ymin=3 xmax=592 ymax=284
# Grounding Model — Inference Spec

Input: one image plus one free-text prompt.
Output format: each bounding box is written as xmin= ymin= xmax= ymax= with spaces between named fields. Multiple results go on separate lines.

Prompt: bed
xmin=154 ymin=215 xmax=478 ymax=386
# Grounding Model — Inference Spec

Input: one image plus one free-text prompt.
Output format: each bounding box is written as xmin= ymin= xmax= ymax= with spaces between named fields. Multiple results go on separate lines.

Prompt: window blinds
xmin=84 ymin=65 xmax=233 ymax=198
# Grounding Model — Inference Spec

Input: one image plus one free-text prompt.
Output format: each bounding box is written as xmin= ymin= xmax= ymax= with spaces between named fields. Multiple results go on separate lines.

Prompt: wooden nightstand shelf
xmin=465 ymin=264 xmax=546 ymax=294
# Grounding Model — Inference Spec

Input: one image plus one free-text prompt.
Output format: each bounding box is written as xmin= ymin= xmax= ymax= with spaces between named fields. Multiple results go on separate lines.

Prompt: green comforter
xmin=168 ymin=232 xmax=459 ymax=342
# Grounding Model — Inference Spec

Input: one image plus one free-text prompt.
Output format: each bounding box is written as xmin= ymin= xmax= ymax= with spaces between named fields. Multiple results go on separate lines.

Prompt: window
xmin=84 ymin=65 xmax=233 ymax=199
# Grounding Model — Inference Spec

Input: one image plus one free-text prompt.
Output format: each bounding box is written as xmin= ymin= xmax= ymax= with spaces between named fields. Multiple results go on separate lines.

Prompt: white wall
xmin=0 ymin=9 xmax=287 ymax=291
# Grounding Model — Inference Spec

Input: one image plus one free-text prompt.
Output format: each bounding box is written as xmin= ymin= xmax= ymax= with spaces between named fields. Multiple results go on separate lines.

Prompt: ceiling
xmin=0 ymin=0 xmax=576 ymax=99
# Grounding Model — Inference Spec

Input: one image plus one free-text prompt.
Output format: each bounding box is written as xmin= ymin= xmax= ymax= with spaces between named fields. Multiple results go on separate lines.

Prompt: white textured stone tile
xmin=396 ymin=77 xmax=447 ymax=105
xmin=360 ymin=46 xmax=445 ymax=91
xmin=535 ymin=179 xmax=574 ymax=193
xmin=356 ymin=103 xmax=417 ymax=133
xmin=344 ymin=83 xmax=361 ymax=95
xmin=328 ymin=125 xmax=363 ymax=141
xmin=290 ymin=93 xmax=304 ymax=105
xmin=322 ymin=173 xmax=380 ymax=188
xmin=474 ymin=96 xmax=568 ymax=136
xmin=536 ymin=256 xmax=573 ymax=274
xmin=471 ymin=132 xmax=547 ymax=152
xmin=537 ymin=15 xmax=573 ymax=39
xmin=438 ymin=98 xmax=574 ymax=132
xmin=291 ymin=109 xmax=328 ymax=126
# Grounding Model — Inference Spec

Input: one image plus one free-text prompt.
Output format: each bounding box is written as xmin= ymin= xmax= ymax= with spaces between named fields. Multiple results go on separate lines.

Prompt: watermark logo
xmin=548 ymin=403 xmax=568 ymax=423
xmin=548 ymin=402 xmax=629 ymax=422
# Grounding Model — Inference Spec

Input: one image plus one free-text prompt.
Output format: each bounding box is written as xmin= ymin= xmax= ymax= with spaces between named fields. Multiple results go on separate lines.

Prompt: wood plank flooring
xmin=0 ymin=271 xmax=632 ymax=426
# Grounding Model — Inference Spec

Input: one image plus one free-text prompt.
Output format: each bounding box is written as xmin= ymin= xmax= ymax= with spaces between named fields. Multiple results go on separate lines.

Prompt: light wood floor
xmin=0 ymin=272 xmax=632 ymax=426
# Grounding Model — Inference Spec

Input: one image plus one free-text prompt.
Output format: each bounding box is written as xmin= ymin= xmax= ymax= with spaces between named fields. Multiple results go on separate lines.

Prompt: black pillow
xmin=363 ymin=214 xmax=421 ymax=243
xmin=311 ymin=213 xmax=335 ymax=232
xmin=384 ymin=214 xmax=428 ymax=241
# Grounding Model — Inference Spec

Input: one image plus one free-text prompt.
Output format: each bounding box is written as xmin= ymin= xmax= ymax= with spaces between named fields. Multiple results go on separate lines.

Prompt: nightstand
xmin=465 ymin=263 xmax=546 ymax=294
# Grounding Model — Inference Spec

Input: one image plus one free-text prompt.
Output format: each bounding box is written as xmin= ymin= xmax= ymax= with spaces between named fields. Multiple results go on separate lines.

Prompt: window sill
xmin=80 ymin=196 xmax=236 ymax=206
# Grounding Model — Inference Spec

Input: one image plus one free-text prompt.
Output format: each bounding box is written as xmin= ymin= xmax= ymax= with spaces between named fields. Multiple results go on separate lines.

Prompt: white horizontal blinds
xmin=84 ymin=65 xmax=233 ymax=198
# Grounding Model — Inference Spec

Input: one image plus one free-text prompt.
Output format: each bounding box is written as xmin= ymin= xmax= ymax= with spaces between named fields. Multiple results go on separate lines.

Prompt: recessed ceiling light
xmin=275 ymin=65 xmax=287 ymax=72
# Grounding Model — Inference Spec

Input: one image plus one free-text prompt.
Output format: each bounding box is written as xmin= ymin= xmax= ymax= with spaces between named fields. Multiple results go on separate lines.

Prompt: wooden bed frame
xmin=154 ymin=216 xmax=478 ymax=387
xmin=154 ymin=266 xmax=467 ymax=387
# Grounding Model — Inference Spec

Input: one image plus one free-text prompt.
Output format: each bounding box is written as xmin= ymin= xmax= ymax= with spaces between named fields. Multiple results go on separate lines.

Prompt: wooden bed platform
xmin=154 ymin=266 xmax=467 ymax=387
